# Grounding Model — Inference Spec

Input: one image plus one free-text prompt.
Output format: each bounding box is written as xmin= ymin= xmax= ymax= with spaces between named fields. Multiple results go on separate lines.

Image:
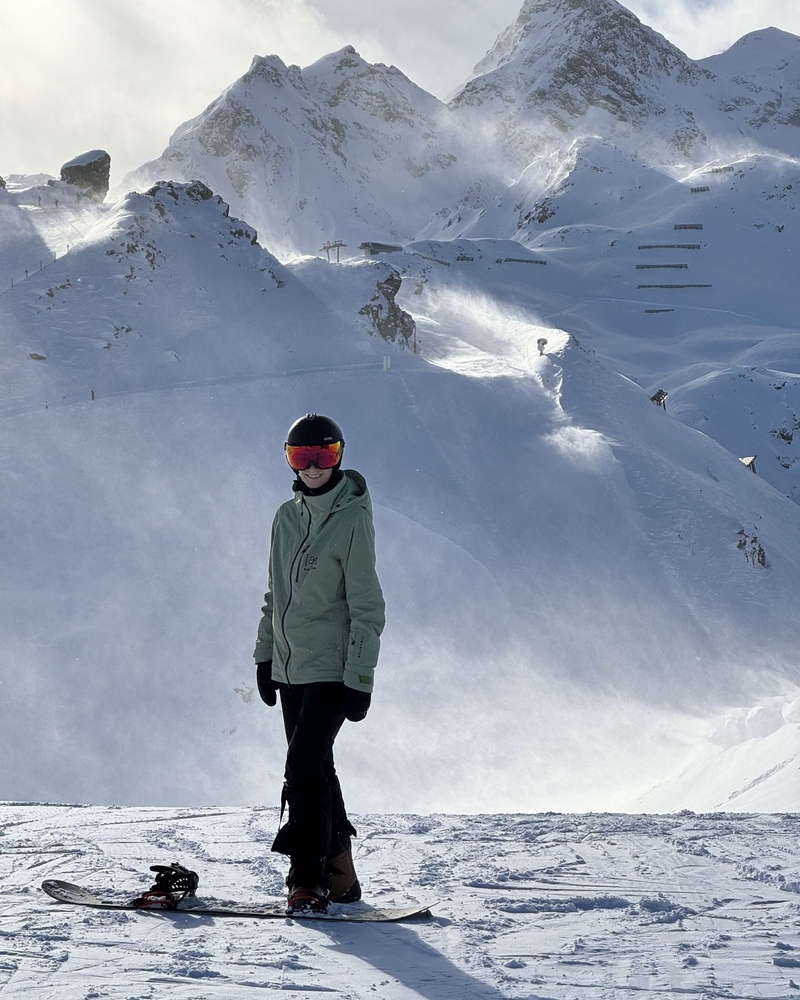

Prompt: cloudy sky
xmin=2 ymin=0 xmax=800 ymax=184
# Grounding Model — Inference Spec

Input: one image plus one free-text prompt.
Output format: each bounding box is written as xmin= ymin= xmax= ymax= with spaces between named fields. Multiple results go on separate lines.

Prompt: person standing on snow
xmin=254 ymin=414 xmax=385 ymax=913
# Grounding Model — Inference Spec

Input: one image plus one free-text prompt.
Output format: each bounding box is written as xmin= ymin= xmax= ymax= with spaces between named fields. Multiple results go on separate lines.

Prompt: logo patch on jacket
xmin=303 ymin=554 xmax=318 ymax=572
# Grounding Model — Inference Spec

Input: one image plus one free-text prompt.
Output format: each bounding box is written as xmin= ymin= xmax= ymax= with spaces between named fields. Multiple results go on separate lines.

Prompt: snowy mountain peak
xmin=719 ymin=25 xmax=800 ymax=56
xmin=699 ymin=25 xmax=800 ymax=137
xmin=240 ymin=53 xmax=303 ymax=92
xmin=462 ymin=0 xmax=704 ymax=88
xmin=450 ymin=0 xmax=711 ymax=167
xmin=305 ymin=44 xmax=369 ymax=79
xmin=120 ymin=40 xmax=467 ymax=258
xmin=700 ymin=25 xmax=800 ymax=78
xmin=303 ymin=44 xmax=447 ymax=121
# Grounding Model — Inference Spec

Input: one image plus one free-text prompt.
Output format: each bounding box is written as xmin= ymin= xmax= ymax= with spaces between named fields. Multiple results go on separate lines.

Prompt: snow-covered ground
xmin=3 ymin=803 xmax=800 ymax=998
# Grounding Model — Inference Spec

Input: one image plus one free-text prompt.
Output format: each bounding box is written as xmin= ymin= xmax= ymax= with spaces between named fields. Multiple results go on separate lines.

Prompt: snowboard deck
xmin=41 ymin=879 xmax=433 ymax=923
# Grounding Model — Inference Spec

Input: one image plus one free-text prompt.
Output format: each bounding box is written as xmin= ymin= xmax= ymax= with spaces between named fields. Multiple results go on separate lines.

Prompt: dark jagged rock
xmin=60 ymin=150 xmax=111 ymax=201
xmin=145 ymin=179 xmax=215 ymax=203
xmin=0 ymin=175 xmax=6 ymax=189
xmin=359 ymin=270 xmax=416 ymax=344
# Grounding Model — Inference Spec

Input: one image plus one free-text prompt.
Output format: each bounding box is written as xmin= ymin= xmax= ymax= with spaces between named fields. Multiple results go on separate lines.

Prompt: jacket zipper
xmin=280 ymin=501 xmax=312 ymax=686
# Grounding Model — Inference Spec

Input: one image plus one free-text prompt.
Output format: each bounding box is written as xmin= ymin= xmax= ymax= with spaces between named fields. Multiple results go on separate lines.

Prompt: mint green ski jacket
xmin=254 ymin=470 xmax=385 ymax=692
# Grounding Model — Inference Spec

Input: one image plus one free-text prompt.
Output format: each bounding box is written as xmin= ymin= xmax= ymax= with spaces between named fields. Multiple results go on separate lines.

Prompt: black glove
xmin=256 ymin=661 xmax=279 ymax=707
xmin=344 ymin=687 xmax=371 ymax=722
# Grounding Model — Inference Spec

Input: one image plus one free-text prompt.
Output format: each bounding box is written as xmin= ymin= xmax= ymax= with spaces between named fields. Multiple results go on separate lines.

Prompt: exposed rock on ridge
xmin=61 ymin=150 xmax=111 ymax=202
xmin=358 ymin=269 xmax=416 ymax=344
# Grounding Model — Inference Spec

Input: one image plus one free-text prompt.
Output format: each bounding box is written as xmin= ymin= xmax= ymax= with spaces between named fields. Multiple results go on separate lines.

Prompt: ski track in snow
xmin=2 ymin=805 xmax=800 ymax=999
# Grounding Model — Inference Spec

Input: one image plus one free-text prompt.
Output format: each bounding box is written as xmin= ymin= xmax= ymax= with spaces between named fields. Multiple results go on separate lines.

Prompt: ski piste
xmin=41 ymin=879 xmax=433 ymax=923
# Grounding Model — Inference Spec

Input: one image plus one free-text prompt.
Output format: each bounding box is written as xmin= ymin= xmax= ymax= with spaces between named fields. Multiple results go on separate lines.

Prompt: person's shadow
xmin=306 ymin=917 xmax=547 ymax=1000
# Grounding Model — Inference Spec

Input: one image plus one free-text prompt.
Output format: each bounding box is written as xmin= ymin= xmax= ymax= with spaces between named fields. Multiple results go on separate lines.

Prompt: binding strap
xmin=132 ymin=862 xmax=199 ymax=910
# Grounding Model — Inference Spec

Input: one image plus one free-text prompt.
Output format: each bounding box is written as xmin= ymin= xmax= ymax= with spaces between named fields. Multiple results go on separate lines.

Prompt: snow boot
xmin=286 ymin=861 xmax=330 ymax=913
xmin=328 ymin=845 xmax=361 ymax=904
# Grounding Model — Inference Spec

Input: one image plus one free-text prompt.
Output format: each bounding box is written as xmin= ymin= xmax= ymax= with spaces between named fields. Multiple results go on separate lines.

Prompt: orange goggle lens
xmin=285 ymin=441 xmax=343 ymax=471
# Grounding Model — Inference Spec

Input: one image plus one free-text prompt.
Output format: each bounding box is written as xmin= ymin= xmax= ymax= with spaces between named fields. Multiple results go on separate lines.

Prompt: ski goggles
xmin=285 ymin=441 xmax=343 ymax=471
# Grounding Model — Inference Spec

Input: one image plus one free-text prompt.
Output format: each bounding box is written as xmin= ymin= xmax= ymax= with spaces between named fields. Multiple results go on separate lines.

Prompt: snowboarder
xmin=254 ymin=414 xmax=385 ymax=913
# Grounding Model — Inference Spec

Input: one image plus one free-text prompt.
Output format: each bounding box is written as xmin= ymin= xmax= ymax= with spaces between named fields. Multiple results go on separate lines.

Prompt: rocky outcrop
xmin=358 ymin=270 xmax=416 ymax=344
xmin=0 ymin=175 xmax=5 ymax=189
xmin=60 ymin=150 xmax=111 ymax=201
xmin=146 ymin=179 xmax=215 ymax=204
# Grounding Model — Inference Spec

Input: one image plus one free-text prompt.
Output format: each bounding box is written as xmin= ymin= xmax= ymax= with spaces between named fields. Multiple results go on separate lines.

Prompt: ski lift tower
xmin=321 ymin=240 xmax=347 ymax=263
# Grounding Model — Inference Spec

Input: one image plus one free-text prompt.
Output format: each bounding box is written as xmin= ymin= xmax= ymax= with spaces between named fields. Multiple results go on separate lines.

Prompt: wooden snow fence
xmin=650 ymin=390 xmax=669 ymax=409
xmin=495 ymin=257 xmax=547 ymax=265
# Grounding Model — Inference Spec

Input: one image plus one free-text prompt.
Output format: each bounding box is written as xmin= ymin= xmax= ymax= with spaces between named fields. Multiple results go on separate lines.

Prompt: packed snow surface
xmin=4 ymin=804 xmax=800 ymax=999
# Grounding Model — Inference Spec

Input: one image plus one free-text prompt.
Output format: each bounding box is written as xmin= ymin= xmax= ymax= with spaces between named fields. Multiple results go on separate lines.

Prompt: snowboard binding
xmin=132 ymin=862 xmax=199 ymax=909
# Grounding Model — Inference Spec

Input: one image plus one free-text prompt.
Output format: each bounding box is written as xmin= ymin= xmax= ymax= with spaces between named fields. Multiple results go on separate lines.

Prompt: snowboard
xmin=41 ymin=879 xmax=433 ymax=923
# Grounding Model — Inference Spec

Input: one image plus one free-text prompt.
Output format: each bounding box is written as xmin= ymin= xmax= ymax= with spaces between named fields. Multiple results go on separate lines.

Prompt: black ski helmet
xmin=285 ymin=414 xmax=345 ymax=448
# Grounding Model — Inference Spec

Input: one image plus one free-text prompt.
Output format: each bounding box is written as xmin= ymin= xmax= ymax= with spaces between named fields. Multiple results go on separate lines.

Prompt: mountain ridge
xmin=6 ymin=0 xmax=800 ymax=812
xmin=120 ymin=0 xmax=800 ymax=263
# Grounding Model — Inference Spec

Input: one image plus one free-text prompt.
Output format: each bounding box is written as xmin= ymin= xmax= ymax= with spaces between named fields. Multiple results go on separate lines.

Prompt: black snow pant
xmin=271 ymin=681 xmax=356 ymax=888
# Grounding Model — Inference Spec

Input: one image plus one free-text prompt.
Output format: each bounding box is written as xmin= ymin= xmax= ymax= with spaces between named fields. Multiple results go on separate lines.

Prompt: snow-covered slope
xmin=417 ymin=140 xmax=800 ymax=503
xmin=0 ymin=176 xmax=109 ymax=292
xmin=4 ymin=804 xmax=800 ymax=998
xmin=2 ymin=181 xmax=800 ymax=812
xmin=640 ymin=694 xmax=800 ymax=811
